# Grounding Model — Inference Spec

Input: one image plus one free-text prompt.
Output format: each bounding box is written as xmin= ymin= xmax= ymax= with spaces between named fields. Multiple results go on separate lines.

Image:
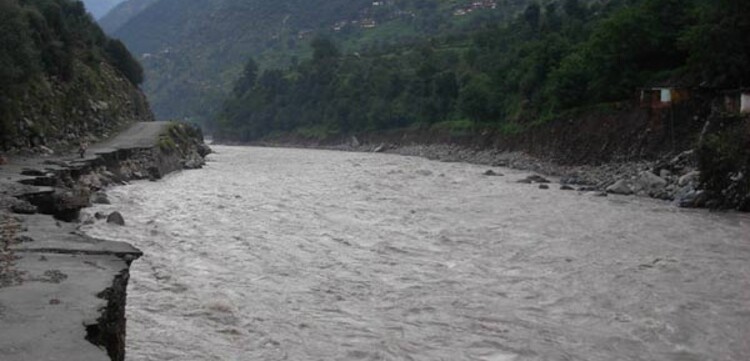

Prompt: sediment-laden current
xmin=82 ymin=146 xmax=750 ymax=361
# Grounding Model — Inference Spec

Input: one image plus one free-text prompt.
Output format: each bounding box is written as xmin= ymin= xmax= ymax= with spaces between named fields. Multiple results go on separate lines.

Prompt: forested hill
xmin=214 ymin=0 xmax=749 ymax=141
xmin=0 ymin=0 xmax=152 ymax=151
xmin=106 ymin=0 xmax=536 ymax=126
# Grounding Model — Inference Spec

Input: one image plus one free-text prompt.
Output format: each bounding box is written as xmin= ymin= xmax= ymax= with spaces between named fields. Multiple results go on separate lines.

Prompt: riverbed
xmin=82 ymin=145 xmax=750 ymax=361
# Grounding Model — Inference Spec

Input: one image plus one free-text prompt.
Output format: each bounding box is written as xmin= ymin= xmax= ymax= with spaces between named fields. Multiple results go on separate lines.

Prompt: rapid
xmin=82 ymin=145 xmax=750 ymax=361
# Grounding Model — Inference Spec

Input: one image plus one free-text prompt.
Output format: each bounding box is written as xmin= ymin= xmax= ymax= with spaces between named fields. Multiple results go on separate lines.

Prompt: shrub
xmin=697 ymin=117 xmax=750 ymax=210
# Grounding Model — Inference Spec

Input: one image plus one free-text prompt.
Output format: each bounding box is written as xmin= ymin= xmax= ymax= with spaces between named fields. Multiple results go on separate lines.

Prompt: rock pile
xmin=602 ymin=150 xmax=705 ymax=207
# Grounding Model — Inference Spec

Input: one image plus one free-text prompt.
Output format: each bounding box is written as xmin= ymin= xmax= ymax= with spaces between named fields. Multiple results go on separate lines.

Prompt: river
xmin=82 ymin=145 xmax=750 ymax=361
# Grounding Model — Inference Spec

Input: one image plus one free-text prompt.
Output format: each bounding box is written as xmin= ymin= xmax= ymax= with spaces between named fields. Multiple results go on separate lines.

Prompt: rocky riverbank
xmin=384 ymin=143 xmax=706 ymax=208
xmin=0 ymin=121 xmax=210 ymax=361
xmin=250 ymin=137 xmax=707 ymax=209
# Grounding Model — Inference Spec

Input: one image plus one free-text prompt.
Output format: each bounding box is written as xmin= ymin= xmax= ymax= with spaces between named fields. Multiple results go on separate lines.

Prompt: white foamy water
xmin=82 ymin=146 xmax=750 ymax=361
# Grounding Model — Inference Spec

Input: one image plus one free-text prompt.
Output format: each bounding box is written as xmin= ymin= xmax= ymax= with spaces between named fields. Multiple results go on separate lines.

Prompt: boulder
xmin=197 ymin=143 xmax=212 ymax=157
xmin=106 ymin=211 xmax=125 ymax=226
xmin=79 ymin=173 xmax=103 ymax=189
xmin=606 ymin=180 xmax=633 ymax=195
xmin=10 ymin=200 xmax=37 ymax=215
xmin=79 ymin=214 xmax=96 ymax=225
xmin=678 ymin=171 xmax=700 ymax=187
xmin=587 ymin=191 xmax=608 ymax=197
xmin=91 ymin=192 xmax=110 ymax=205
xmin=677 ymin=190 xmax=709 ymax=208
xmin=101 ymin=170 xmax=116 ymax=179
xmin=373 ymin=143 xmax=387 ymax=153
xmin=54 ymin=187 xmax=91 ymax=210
xmin=539 ymin=184 xmax=549 ymax=190
xmin=633 ymin=171 xmax=667 ymax=194
xmin=526 ymin=175 xmax=550 ymax=183
xmin=94 ymin=212 xmax=107 ymax=220
xmin=518 ymin=175 xmax=550 ymax=184
xmin=183 ymin=154 xmax=204 ymax=169
xmin=560 ymin=185 xmax=575 ymax=191
xmin=37 ymin=145 xmax=54 ymax=155
xmin=0 ymin=155 xmax=7 ymax=165
xmin=483 ymin=170 xmax=503 ymax=176
xmin=669 ymin=149 xmax=697 ymax=171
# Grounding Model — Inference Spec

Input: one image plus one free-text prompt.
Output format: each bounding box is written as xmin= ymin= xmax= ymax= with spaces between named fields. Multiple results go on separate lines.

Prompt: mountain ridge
xmin=81 ymin=0 xmax=125 ymax=18
xmin=98 ymin=0 xmax=158 ymax=34
xmin=109 ymin=0 xmax=533 ymax=124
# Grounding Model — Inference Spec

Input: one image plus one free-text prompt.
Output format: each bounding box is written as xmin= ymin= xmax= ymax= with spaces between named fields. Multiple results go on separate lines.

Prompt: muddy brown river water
xmin=82 ymin=146 xmax=750 ymax=361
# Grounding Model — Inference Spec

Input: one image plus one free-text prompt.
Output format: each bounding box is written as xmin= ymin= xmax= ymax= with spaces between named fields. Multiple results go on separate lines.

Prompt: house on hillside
xmin=297 ymin=29 xmax=313 ymax=39
xmin=454 ymin=0 xmax=496 ymax=16
xmin=723 ymin=89 xmax=750 ymax=114
xmin=471 ymin=0 xmax=497 ymax=10
xmin=332 ymin=20 xmax=348 ymax=31
xmin=361 ymin=19 xmax=377 ymax=28
xmin=639 ymin=86 xmax=692 ymax=109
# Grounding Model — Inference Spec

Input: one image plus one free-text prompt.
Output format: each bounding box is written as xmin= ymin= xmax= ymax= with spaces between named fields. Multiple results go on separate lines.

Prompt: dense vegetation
xmin=214 ymin=0 xmax=749 ymax=141
xmin=0 ymin=0 xmax=145 ymax=148
xmin=106 ymin=0 xmax=538 ymax=125
xmin=698 ymin=117 xmax=750 ymax=211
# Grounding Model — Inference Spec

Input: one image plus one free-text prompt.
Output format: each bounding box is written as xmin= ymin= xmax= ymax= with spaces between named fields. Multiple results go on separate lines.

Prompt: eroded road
xmin=83 ymin=146 xmax=750 ymax=361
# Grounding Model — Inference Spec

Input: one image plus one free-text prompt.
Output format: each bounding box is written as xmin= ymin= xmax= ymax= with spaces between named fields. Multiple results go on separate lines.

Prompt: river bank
xmin=0 ymin=122 xmax=210 ymax=361
xmin=245 ymin=135 xmax=706 ymax=209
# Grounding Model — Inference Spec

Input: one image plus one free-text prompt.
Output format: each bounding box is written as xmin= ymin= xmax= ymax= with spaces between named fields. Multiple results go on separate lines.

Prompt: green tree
xmin=233 ymin=57 xmax=259 ymax=96
xmin=0 ymin=0 xmax=36 ymax=88
xmin=0 ymin=0 xmax=37 ymax=147
xmin=681 ymin=0 xmax=750 ymax=87
xmin=523 ymin=3 xmax=541 ymax=30
xmin=459 ymin=74 xmax=494 ymax=123
xmin=563 ymin=0 xmax=585 ymax=19
xmin=311 ymin=36 xmax=340 ymax=63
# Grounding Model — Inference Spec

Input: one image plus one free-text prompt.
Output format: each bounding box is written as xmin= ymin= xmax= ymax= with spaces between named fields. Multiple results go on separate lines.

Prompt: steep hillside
xmin=110 ymin=0 xmax=532 ymax=124
xmin=0 ymin=0 xmax=153 ymax=152
xmin=81 ymin=0 xmax=124 ymax=18
xmin=98 ymin=0 xmax=157 ymax=34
